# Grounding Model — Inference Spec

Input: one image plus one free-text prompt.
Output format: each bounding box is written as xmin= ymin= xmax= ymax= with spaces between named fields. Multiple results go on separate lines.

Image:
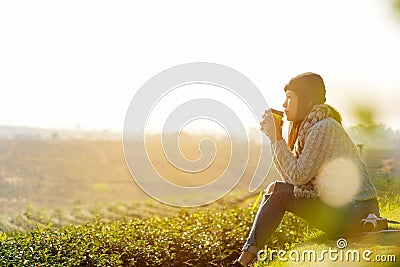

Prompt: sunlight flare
xmin=317 ymin=158 xmax=361 ymax=208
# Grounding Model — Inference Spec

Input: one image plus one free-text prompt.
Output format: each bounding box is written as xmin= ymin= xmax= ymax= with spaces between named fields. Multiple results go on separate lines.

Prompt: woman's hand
xmin=260 ymin=109 xmax=283 ymax=143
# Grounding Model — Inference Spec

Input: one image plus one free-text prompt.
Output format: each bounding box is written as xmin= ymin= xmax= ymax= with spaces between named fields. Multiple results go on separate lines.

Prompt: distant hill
xmin=0 ymin=138 xmax=279 ymax=215
xmin=0 ymin=139 xmax=141 ymax=215
xmin=0 ymin=126 xmax=121 ymax=141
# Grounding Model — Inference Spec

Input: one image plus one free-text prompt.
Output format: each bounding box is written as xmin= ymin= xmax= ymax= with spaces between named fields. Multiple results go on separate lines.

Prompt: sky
xmin=1 ymin=0 xmax=400 ymax=133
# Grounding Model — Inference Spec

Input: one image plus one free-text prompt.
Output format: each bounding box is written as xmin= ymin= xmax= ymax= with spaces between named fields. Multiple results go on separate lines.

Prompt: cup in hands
xmin=260 ymin=109 xmax=284 ymax=140
xmin=261 ymin=109 xmax=284 ymax=127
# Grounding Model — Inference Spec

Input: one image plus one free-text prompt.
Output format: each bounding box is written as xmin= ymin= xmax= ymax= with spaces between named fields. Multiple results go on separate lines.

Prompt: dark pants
xmin=242 ymin=181 xmax=380 ymax=253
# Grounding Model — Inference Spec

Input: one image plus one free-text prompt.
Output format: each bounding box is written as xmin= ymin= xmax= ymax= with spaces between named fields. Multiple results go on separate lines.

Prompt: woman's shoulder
xmin=315 ymin=117 xmax=341 ymax=127
xmin=301 ymin=104 xmax=343 ymax=135
xmin=308 ymin=117 xmax=343 ymax=134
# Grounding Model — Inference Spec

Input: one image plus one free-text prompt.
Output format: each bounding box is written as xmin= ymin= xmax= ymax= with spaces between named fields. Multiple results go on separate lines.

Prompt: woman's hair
xmin=288 ymin=121 xmax=302 ymax=151
xmin=328 ymin=105 xmax=342 ymax=125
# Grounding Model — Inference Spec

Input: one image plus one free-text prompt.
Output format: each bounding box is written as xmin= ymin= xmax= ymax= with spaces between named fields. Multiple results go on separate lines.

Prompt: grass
xmin=260 ymin=232 xmax=400 ymax=267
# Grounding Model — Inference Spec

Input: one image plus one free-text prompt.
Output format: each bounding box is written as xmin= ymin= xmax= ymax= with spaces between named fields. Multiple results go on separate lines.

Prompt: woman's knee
xmin=266 ymin=181 xmax=292 ymax=194
xmin=266 ymin=186 xmax=296 ymax=211
xmin=265 ymin=181 xmax=277 ymax=194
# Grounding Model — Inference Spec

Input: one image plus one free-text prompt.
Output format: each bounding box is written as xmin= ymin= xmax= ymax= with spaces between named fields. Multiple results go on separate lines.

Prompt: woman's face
xmin=283 ymin=90 xmax=299 ymax=121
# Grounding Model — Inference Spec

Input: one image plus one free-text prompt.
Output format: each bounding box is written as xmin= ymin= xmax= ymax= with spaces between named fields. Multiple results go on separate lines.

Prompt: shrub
xmin=0 ymin=206 xmax=310 ymax=266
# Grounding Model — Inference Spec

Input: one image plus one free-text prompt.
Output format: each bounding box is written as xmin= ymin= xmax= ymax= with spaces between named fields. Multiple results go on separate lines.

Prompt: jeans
xmin=242 ymin=181 xmax=380 ymax=254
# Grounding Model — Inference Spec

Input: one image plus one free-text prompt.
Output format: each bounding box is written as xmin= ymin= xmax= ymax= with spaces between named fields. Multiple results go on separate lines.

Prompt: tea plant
xmin=0 ymin=207 xmax=310 ymax=266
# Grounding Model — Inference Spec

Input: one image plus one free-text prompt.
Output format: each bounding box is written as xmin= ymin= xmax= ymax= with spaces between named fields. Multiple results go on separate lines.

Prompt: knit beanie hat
xmin=284 ymin=72 xmax=326 ymax=121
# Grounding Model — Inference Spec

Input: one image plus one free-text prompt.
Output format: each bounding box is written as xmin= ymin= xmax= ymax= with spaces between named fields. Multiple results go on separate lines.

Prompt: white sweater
xmin=272 ymin=117 xmax=378 ymax=202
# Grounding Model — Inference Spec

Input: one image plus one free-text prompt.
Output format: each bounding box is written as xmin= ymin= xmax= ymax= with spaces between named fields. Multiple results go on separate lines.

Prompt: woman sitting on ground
xmin=231 ymin=72 xmax=380 ymax=266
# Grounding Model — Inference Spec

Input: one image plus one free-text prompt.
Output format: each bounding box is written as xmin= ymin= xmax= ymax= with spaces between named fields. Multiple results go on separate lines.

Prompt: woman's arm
xmin=271 ymin=118 xmax=341 ymax=185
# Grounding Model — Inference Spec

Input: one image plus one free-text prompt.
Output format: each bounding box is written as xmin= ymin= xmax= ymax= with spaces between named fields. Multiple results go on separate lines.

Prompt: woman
xmin=230 ymin=72 xmax=380 ymax=266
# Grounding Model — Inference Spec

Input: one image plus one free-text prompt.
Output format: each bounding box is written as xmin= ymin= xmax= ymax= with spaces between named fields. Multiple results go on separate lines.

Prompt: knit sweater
xmin=271 ymin=114 xmax=378 ymax=202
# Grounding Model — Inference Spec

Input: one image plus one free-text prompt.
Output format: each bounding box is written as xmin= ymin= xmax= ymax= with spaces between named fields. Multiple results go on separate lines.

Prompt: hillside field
xmin=0 ymin=138 xmax=399 ymax=266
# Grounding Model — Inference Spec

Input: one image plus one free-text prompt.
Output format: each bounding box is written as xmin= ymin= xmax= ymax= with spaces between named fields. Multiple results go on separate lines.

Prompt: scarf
xmin=292 ymin=104 xmax=341 ymax=199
